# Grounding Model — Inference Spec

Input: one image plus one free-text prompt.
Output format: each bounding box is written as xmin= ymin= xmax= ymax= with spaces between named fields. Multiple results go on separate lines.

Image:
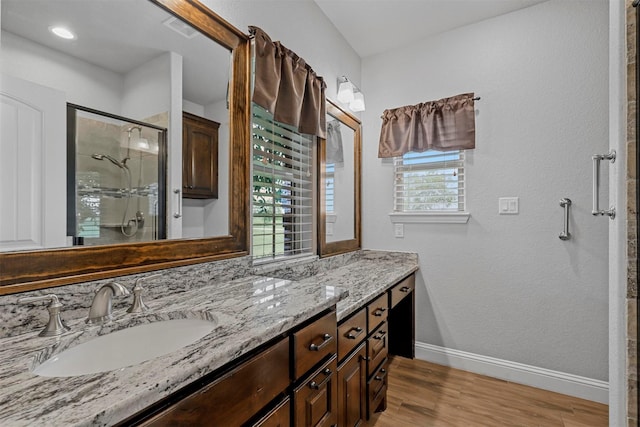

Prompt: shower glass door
xmin=67 ymin=104 xmax=167 ymax=246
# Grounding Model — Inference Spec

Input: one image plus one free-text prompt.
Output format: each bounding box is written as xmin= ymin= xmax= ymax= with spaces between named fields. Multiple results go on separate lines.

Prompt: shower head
xmin=91 ymin=153 xmax=127 ymax=169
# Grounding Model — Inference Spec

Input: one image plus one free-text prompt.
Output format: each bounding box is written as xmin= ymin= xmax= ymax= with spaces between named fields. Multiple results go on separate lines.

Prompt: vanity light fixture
xmin=49 ymin=26 xmax=76 ymax=40
xmin=350 ymin=90 xmax=366 ymax=112
xmin=337 ymin=76 xmax=365 ymax=112
xmin=337 ymin=76 xmax=355 ymax=103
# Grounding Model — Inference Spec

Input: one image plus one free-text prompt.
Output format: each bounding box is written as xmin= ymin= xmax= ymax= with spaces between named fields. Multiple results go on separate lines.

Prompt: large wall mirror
xmin=318 ymin=99 xmax=361 ymax=257
xmin=0 ymin=0 xmax=250 ymax=293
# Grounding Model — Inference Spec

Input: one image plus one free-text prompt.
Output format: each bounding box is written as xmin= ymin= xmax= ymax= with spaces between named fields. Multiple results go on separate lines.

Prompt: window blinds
xmin=393 ymin=150 xmax=465 ymax=212
xmin=252 ymin=104 xmax=315 ymax=260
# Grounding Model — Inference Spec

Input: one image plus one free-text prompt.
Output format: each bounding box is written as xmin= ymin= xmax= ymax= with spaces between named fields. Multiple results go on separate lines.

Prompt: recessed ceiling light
xmin=49 ymin=26 xmax=76 ymax=40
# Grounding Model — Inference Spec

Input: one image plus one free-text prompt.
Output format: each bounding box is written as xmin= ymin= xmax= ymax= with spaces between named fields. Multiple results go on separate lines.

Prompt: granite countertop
xmin=0 ymin=250 xmax=419 ymax=426
xmin=0 ymin=276 xmax=347 ymax=426
xmin=290 ymin=251 xmax=419 ymax=321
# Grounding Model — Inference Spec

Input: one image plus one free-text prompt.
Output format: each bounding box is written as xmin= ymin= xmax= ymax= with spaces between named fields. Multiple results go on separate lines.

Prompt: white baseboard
xmin=414 ymin=341 xmax=608 ymax=404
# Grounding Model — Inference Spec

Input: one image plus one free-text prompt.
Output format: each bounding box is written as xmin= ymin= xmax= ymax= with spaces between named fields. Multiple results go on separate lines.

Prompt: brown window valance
xmin=249 ymin=26 xmax=326 ymax=138
xmin=378 ymin=93 xmax=476 ymax=158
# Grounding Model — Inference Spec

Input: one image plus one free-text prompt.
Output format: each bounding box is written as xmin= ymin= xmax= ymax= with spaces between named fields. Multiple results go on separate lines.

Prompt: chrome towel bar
xmin=591 ymin=150 xmax=615 ymax=219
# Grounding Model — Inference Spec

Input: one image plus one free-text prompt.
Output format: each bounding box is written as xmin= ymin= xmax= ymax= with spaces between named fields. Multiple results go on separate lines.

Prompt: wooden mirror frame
xmin=0 ymin=0 xmax=250 ymax=295
xmin=318 ymin=99 xmax=362 ymax=257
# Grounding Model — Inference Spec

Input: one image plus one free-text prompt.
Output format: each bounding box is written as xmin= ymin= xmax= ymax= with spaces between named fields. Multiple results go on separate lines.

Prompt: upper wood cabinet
xmin=182 ymin=112 xmax=219 ymax=199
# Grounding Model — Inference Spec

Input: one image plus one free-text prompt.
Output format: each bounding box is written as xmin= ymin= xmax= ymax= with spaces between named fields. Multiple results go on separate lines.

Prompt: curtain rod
xmin=473 ymin=97 xmax=481 ymax=101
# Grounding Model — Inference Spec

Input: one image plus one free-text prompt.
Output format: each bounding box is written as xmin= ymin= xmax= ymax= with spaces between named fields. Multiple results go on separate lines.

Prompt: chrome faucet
xmin=86 ymin=282 xmax=130 ymax=325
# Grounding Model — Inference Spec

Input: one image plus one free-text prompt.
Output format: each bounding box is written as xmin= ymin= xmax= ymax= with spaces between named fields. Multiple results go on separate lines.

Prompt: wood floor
xmin=367 ymin=356 xmax=608 ymax=427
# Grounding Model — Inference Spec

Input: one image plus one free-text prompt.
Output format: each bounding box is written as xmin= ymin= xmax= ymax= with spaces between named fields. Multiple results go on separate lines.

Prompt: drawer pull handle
xmin=375 ymin=368 xmax=387 ymax=382
xmin=373 ymin=330 xmax=386 ymax=340
xmin=309 ymin=333 xmax=333 ymax=351
xmin=346 ymin=326 xmax=364 ymax=340
xmin=400 ymin=286 xmax=411 ymax=293
xmin=373 ymin=308 xmax=387 ymax=317
xmin=309 ymin=368 xmax=332 ymax=390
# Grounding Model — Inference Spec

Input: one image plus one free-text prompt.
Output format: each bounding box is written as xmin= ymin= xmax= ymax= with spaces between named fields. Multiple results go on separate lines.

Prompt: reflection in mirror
xmin=325 ymin=117 xmax=355 ymax=242
xmin=0 ymin=0 xmax=250 ymax=292
xmin=68 ymin=105 xmax=167 ymax=246
xmin=319 ymin=99 xmax=361 ymax=257
xmin=0 ymin=0 xmax=231 ymax=253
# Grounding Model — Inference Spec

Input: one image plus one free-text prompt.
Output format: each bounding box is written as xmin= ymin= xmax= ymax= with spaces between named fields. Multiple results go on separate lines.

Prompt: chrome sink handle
xmin=18 ymin=294 xmax=71 ymax=337
xmin=86 ymin=282 xmax=130 ymax=325
xmin=127 ymin=274 xmax=161 ymax=314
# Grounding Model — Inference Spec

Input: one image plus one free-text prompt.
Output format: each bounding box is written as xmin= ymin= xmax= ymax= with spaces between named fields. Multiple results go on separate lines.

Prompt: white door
xmin=0 ymin=73 xmax=67 ymax=252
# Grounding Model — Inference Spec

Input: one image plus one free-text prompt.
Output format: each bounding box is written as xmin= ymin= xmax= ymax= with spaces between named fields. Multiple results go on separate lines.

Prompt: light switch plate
xmin=499 ymin=197 xmax=519 ymax=214
xmin=394 ymin=223 xmax=404 ymax=238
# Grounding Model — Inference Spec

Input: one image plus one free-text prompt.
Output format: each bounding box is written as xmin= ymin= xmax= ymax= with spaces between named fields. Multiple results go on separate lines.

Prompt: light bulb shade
xmin=349 ymin=91 xmax=366 ymax=112
xmin=337 ymin=80 xmax=355 ymax=103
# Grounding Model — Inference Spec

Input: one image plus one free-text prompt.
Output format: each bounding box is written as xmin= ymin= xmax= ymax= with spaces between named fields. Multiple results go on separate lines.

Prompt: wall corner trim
xmin=415 ymin=341 xmax=609 ymax=404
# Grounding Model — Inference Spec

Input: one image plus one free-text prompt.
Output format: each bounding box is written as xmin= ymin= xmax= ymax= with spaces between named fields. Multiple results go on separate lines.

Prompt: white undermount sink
xmin=33 ymin=317 xmax=217 ymax=378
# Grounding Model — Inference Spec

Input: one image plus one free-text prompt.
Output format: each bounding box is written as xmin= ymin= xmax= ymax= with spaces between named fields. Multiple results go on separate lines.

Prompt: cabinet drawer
xmin=390 ymin=274 xmax=415 ymax=308
xmin=367 ymin=359 xmax=388 ymax=419
xmin=251 ymin=397 xmax=290 ymax=427
xmin=293 ymin=310 xmax=337 ymax=379
xmin=142 ymin=338 xmax=289 ymax=426
xmin=293 ymin=355 xmax=338 ymax=427
xmin=367 ymin=323 xmax=388 ymax=377
xmin=367 ymin=293 xmax=388 ymax=334
xmin=337 ymin=308 xmax=366 ymax=361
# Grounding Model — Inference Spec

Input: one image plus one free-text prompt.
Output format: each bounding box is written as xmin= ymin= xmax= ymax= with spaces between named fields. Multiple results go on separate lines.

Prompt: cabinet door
xmin=337 ymin=343 xmax=366 ymax=427
xmin=294 ymin=355 xmax=338 ymax=427
xmin=182 ymin=112 xmax=219 ymax=199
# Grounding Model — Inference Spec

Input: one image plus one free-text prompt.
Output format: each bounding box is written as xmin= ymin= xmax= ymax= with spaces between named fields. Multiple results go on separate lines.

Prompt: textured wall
xmin=361 ymin=0 xmax=610 ymax=381
xmin=626 ymin=0 xmax=638 ymax=424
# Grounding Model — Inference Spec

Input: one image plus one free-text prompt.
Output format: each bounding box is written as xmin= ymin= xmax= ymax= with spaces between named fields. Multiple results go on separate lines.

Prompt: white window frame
xmin=389 ymin=150 xmax=470 ymax=224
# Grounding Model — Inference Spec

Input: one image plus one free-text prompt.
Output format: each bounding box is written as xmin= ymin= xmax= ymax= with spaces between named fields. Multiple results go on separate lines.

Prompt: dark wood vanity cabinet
xmin=139 ymin=337 xmax=290 ymax=426
xmin=182 ymin=112 xmax=219 ymax=199
xmin=335 ymin=272 xmax=416 ymax=424
xmin=126 ymin=273 xmax=416 ymax=427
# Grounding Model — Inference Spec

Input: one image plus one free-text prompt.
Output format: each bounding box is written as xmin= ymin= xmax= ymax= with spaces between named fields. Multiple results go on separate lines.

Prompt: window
xmin=252 ymin=104 xmax=315 ymax=261
xmin=392 ymin=150 xmax=469 ymax=223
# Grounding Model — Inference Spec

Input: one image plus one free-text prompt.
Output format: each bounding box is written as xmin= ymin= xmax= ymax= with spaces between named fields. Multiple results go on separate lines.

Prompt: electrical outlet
xmin=394 ymin=223 xmax=404 ymax=238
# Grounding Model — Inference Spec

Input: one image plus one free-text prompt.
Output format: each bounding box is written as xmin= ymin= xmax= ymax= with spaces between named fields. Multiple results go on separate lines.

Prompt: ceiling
xmin=314 ymin=0 xmax=549 ymax=58
xmin=1 ymin=0 xmax=230 ymax=106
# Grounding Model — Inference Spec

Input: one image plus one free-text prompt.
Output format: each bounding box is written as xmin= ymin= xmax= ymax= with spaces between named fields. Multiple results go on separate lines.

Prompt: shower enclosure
xmin=67 ymin=104 xmax=167 ymax=246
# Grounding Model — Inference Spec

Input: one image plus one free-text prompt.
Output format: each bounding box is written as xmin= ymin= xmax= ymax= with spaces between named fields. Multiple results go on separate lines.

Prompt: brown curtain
xmin=378 ymin=93 xmax=476 ymax=158
xmin=250 ymin=26 xmax=326 ymax=138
